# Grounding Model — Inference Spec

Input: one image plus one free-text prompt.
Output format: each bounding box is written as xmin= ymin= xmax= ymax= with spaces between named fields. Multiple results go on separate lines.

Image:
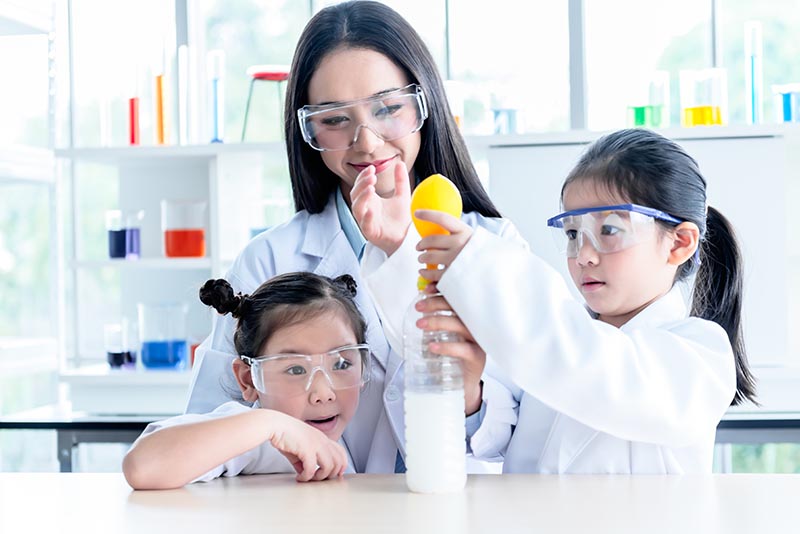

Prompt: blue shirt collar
xmin=335 ymin=187 xmax=367 ymax=259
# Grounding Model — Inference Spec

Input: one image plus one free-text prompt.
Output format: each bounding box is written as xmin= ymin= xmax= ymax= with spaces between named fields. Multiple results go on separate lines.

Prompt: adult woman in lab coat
xmin=403 ymin=129 xmax=757 ymax=473
xmin=186 ymin=1 xmax=524 ymax=474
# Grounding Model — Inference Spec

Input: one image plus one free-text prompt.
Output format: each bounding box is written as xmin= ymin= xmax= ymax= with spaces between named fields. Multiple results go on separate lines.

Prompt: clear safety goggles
xmin=297 ymin=84 xmax=428 ymax=152
xmin=546 ymin=204 xmax=682 ymax=258
xmin=239 ymin=344 xmax=370 ymax=397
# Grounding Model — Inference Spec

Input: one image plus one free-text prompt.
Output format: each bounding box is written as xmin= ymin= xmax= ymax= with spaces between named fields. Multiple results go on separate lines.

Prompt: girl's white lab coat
xmin=364 ymin=226 xmax=737 ymax=474
xmin=186 ymin=195 xmax=524 ymax=473
xmin=433 ymin=227 xmax=738 ymax=474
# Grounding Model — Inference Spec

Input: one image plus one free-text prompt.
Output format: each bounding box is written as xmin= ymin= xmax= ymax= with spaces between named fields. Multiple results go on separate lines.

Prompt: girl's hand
xmin=415 ymin=210 xmax=473 ymax=282
xmin=265 ymin=411 xmax=349 ymax=482
xmin=350 ymin=162 xmax=412 ymax=257
xmin=417 ymin=287 xmax=486 ymax=415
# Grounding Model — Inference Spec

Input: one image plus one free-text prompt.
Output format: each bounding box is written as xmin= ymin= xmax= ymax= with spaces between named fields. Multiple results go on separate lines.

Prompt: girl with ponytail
xmin=405 ymin=128 xmax=755 ymax=474
xmin=124 ymin=272 xmax=369 ymax=489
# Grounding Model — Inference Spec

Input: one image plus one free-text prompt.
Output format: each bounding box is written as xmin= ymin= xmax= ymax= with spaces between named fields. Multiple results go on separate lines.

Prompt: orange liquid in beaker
xmin=682 ymin=106 xmax=723 ymax=127
xmin=164 ymin=229 xmax=205 ymax=257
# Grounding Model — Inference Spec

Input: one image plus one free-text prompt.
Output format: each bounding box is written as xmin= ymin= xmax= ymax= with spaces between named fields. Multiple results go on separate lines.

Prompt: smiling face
xmin=307 ymin=47 xmax=421 ymax=200
xmin=562 ymin=178 xmax=679 ymax=327
xmin=236 ymin=310 xmax=362 ymax=441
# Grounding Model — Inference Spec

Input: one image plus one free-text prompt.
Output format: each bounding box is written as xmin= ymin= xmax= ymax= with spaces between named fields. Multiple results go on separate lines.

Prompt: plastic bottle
xmin=403 ymin=282 xmax=467 ymax=493
xmin=402 ymin=173 xmax=466 ymax=493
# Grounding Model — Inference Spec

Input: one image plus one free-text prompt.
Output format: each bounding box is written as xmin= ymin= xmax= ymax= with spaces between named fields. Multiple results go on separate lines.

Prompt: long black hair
xmin=562 ymin=128 xmax=756 ymax=405
xmin=199 ymin=272 xmax=366 ymax=360
xmin=284 ymin=0 xmax=500 ymax=217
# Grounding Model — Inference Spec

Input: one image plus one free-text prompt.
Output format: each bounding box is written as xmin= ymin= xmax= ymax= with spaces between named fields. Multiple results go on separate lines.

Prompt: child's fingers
xmin=414 ymin=293 xmax=452 ymax=313
xmin=417 ymin=234 xmax=464 ymax=251
xmin=419 ymin=268 xmax=443 ymax=282
xmin=418 ymin=250 xmax=455 ymax=267
xmin=418 ymin=315 xmax=471 ymax=340
xmin=295 ymin=450 xmax=320 ymax=482
xmin=427 ymin=340 xmax=475 ymax=361
xmin=414 ymin=209 xmax=469 ymax=233
xmin=312 ymin=454 xmax=335 ymax=481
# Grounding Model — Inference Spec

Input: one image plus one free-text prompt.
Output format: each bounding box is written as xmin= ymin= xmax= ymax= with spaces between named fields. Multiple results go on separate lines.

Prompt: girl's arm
xmin=435 ymin=225 xmax=736 ymax=448
xmin=123 ymin=408 xmax=347 ymax=490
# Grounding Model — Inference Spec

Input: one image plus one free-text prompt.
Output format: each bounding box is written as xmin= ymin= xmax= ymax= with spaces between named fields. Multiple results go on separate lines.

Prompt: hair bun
xmin=332 ymin=274 xmax=358 ymax=298
xmin=199 ymin=278 xmax=248 ymax=318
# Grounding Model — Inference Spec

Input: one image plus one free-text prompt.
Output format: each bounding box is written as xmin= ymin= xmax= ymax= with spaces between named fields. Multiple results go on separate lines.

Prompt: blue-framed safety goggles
xmin=546 ymin=204 xmax=683 ymax=258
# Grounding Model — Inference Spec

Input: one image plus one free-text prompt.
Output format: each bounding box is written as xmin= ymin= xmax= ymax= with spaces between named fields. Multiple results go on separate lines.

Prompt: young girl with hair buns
xmin=123 ymin=272 xmax=369 ymax=489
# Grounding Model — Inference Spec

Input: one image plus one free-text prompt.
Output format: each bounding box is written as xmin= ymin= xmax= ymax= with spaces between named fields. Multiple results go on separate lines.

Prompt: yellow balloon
xmin=410 ymin=174 xmax=463 ymax=237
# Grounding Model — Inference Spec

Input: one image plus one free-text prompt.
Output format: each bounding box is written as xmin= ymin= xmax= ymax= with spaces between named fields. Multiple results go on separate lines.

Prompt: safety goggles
xmin=239 ymin=344 xmax=370 ymax=397
xmin=546 ymin=204 xmax=682 ymax=258
xmin=297 ymin=84 xmax=428 ymax=152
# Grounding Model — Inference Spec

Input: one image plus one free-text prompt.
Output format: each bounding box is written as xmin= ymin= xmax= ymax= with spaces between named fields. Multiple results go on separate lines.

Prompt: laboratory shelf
xmin=72 ymin=258 xmax=213 ymax=270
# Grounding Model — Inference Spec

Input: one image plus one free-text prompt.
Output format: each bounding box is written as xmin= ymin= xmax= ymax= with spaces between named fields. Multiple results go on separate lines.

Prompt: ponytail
xmin=691 ymin=206 xmax=757 ymax=405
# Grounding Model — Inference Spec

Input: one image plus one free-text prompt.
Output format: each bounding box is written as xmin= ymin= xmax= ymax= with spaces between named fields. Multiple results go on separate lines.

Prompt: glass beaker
xmin=137 ymin=303 xmax=189 ymax=370
xmin=104 ymin=320 xmax=137 ymax=369
xmin=680 ymin=68 xmax=727 ymax=127
xmin=772 ymin=84 xmax=800 ymax=123
xmin=124 ymin=209 xmax=144 ymax=259
xmin=106 ymin=210 xmax=126 ymax=259
xmin=161 ymin=200 xmax=207 ymax=257
xmin=627 ymin=71 xmax=670 ymax=128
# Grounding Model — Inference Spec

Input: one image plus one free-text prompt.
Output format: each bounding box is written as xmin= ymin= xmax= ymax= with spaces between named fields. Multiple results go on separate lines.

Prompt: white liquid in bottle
xmin=404 ymin=388 xmax=467 ymax=493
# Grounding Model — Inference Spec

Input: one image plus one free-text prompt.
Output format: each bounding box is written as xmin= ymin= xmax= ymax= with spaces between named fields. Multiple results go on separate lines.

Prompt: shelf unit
xmin=55 ymin=141 xmax=291 ymax=414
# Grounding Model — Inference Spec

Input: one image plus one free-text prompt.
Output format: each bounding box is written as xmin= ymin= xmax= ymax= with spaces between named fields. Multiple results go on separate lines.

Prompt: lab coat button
xmin=385 ymin=386 xmax=400 ymax=402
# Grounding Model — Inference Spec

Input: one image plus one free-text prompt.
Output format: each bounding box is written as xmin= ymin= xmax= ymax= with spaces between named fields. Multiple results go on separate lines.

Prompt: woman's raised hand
xmin=350 ymin=161 xmax=412 ymax=257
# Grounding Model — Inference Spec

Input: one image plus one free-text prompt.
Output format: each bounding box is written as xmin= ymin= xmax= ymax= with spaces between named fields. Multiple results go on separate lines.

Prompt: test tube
xmin=207 ymin=50 xmax=225 ymax=143
xmin=745 ymin=21 xmax=763 ymax=125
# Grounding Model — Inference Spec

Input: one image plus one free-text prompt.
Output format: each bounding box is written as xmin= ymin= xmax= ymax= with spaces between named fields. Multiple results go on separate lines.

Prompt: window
xmin=449 ymin=0 xmax=570 ymax=134
xmin=585 ymin=0 xmax=711 ymax=130
xmin=717 ymin=0 xmax=800 ymax=124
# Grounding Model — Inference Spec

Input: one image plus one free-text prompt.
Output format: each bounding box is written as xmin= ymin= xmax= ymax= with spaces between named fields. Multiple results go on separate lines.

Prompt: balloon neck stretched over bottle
xmin=417 ymin=275 xmax=429 ymax=291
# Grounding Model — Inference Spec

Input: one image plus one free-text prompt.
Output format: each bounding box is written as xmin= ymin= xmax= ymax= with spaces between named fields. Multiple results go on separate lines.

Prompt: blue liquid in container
xmin=141 ymin=340 xmax=188 ymax=370
xmin=125 ymin=227 xmax=141 ymax=258
xmin=108 ymin=229 xmax=126 ymax=258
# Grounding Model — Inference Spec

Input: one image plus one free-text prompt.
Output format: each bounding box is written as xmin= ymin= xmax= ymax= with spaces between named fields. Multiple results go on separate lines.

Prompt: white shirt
xmin=141 ymin=401 xmax=356 ymax=483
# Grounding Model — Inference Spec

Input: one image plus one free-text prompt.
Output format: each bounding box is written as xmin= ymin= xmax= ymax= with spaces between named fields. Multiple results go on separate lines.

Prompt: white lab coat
xmin=186 ymin=195 xmax=524 ymax=473
xmin=140 ymin=401 xmax=356 ymax=482
xmin=435 ymin=227 xmax=737 ymax=474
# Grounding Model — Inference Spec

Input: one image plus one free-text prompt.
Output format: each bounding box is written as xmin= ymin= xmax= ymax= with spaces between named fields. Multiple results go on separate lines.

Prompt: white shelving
xmin=57 ymin=142 xmax=291 ymax=414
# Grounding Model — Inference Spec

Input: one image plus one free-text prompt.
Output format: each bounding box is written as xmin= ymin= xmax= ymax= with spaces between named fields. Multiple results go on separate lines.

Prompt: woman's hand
xmin=265 ymin=411 xmax=349 ymax=482
xmin=416 ymin=286 xmax=485 ymax=415
xmin=350 ymin=162 xmax=412 ymax=256
xmin=415 ymin=210 xmax=473 ymax=282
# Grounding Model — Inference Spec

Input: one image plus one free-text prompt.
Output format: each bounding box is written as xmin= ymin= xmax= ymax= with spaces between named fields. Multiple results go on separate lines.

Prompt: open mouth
xmin=306 ymin=415 xmax=339 ymax=432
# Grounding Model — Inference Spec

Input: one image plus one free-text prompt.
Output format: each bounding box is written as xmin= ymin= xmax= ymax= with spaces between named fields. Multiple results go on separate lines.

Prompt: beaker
xmin=106 ymin=210 xmax=126 ymax=259
xmin=627 ymin=71 xmax=670 ymax=128
xmin=680 ymin=68 xmax=727 ymax=127
xmin=161 ymin=200 xmax=207 ymax=257
xmin=104 ymin=320 xmax=136 ymax=369
xmin=772 ymin=84 xmax=800 ymax=123
xmin=137 ymin=303 xmax=189 ymax=370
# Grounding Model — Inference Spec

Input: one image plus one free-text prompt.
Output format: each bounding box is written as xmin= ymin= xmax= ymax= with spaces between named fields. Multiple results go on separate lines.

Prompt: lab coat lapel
xmin=299 ymin=199 xmax=390 ymax=373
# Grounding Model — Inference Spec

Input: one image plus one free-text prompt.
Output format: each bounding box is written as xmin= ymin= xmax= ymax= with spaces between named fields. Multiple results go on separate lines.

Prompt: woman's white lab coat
xmin=186 ymin=194 xmax=524 ymax=473
xmin=434 ymin=227 xmax=738 ymax=474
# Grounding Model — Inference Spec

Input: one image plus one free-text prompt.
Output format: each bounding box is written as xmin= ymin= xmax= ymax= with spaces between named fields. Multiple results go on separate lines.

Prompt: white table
xmin=0 ymin=473 xmax=797 ymax=533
